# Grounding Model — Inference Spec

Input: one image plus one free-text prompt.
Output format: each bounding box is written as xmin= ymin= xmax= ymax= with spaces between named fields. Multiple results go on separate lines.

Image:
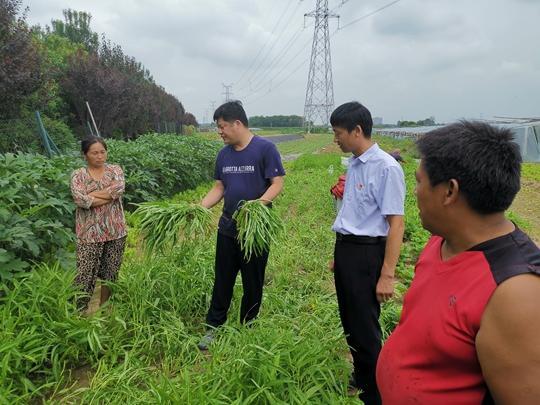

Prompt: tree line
xmin=249 ymin=115 xmax=304 ymax=128
xmin=396 ymin=117 xmax=436 ymax=127
xmin=0 ymin=1 xmax=197 ymax=152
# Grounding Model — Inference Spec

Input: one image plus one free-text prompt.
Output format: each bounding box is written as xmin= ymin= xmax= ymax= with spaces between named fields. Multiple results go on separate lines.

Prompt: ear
xmin=354 ymin=125 xmax=365 ymax=138
xmin=352 ymin=125 xmax=364 ymax=137
xmin=442 ymin=179 xmax=460 ymax=206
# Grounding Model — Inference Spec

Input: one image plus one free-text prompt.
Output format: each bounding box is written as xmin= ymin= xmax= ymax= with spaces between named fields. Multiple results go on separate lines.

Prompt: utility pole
xmin=222 ymin=84 xmax=233 ymax=102
xmin=303 ymin=0 xmax=338 ymax=132
xmin=86 ymin=101 xmax=101 ymax=137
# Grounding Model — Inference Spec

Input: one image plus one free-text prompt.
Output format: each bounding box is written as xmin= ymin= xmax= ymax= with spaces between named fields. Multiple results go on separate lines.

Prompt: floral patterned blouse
xmin=70 ymin=164 xmax=127 ymax=243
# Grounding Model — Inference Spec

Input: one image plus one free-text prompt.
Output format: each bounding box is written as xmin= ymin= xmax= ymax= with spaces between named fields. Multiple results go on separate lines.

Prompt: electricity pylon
xmin=303 ymin=0 xmax=338 ymax=132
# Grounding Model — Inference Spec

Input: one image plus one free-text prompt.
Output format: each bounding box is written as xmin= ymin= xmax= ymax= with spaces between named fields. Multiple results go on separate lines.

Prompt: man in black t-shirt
xmin=198 ymin=101 xmax=285 ymax=350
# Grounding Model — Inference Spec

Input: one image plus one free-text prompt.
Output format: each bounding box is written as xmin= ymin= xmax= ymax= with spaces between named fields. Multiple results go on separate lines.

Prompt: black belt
xmin=336 ymin=233 xmax=387 ymax=245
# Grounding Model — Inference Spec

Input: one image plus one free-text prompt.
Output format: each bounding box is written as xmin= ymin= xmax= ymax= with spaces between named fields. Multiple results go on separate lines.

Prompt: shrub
xmin=0 ymin=153 xmax=78 ymax=280
xmin=0 ymin=134 xmax=221 ymax=281
xmin=107 ymin=134 xmax=220 ymax=208
xmin=0 ymin=115 xmax=77 ymax=154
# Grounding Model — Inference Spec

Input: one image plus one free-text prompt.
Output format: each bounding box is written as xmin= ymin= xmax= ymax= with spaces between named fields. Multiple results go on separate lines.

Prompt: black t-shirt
xmin=214 ymin=136 xmax=285 ymax=236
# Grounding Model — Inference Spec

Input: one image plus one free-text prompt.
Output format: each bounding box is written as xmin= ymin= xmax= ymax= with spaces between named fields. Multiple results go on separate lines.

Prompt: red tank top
xmin=376 ymin=229 xmax=540 ymax=404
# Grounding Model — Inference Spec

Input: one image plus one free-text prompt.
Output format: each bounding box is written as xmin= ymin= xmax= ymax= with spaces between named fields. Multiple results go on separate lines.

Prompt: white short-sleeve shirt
xmin=332 ymin=143 xmax=405 ymax=237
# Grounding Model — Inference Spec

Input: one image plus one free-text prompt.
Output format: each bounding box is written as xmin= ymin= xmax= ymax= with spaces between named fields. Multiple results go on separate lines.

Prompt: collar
xmin=349 ymin=143 xmax=380 ymax=164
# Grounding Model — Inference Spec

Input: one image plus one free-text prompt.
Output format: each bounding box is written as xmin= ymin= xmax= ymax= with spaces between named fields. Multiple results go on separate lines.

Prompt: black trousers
xmin=205 ymin=232 xmax=269 ymax=328
xmin=334 ymin=236 xmax=386 ymax=405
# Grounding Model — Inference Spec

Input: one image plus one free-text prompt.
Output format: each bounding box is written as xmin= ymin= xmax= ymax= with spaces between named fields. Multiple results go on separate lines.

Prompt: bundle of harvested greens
xmin=133 ymin=201 xmax=213 ymax=254
xmin=232 ymin=200 xmax=284 ymax=261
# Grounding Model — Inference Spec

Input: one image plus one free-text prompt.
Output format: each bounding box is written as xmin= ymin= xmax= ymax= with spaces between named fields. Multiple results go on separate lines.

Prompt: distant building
xmin=373 ymin=117 xmax=383 ymax=125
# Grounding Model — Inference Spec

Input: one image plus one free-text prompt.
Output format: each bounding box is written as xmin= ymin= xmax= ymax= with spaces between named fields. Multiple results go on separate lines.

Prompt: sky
xmin=22 ymin=0 xmax=540 ymax=125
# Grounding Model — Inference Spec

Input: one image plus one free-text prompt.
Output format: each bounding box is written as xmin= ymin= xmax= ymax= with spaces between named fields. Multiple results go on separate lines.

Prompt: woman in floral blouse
xmin=71 ymin=137 xmax=127 ymax=311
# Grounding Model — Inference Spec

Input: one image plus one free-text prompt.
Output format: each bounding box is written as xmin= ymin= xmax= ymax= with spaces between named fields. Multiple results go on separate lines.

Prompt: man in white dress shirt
xmin=330 ymin=101 xmax=405 ymax=405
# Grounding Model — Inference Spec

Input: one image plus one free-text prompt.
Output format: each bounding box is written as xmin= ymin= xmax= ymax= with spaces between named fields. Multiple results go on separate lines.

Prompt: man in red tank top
xmin=376 ymin=121 xmax=540 ymax=404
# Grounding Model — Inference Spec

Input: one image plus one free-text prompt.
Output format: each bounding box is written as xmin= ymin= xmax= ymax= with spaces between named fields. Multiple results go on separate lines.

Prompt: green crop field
xmin=1 ymin=134 xmax=537 ymax=403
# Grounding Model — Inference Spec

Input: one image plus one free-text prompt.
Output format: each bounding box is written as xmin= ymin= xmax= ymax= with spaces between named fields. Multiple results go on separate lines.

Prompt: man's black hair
xmin=213 ymin=100 xmax=248 ymax=127
xmin=330 ymin=101 xmax=373 ymax=137
xmin=416 ymin=120 xmax=521 ymax=214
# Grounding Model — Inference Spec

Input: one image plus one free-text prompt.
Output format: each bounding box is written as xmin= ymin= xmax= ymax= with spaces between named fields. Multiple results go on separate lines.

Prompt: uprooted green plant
xmin=233 ymin=200 xmax=285 ymax=261
xmin=133 ymin=201 xmax=213 ymax=254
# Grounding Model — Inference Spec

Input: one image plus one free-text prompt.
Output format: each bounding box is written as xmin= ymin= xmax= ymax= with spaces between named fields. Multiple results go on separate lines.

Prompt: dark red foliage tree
xmin=0 ymin=0 xmax=44 ymax=118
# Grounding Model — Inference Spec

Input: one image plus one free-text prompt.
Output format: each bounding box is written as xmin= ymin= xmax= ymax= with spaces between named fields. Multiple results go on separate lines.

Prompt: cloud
xmin=22 ymin=0 xmax=540 ymax=123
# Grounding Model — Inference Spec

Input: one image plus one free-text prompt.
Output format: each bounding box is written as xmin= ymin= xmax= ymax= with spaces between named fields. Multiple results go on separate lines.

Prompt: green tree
xmin=50 ymin=9 xmax=98 ymax=52
xmin=249 ymin=115 xmax=303 ymax=127
xmin=0 ymin=0 xmax=44 ymax=118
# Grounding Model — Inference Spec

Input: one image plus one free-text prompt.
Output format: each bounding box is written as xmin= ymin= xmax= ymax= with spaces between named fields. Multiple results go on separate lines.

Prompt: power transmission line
xmin=244 ymin=53 xmax=311 ymax=105
xmin=245 ymin=35 xmax=313 ymax=96
xmin=243 ymin=0 xmax=405 ymax=109
xmin=241 ymin=0 xmax=351 ymax=101
xmin=338 ymin=0 xmax=403 ymax=31
xmin=234 ymin=0 xmax=299 ymax=86
xmin=237 ymin=0 xmax=305 ymax=92
xmin=241 ymin=0 xmax=349 ymax=94
xmin=245 ymin=28 xmax=310 ymax=94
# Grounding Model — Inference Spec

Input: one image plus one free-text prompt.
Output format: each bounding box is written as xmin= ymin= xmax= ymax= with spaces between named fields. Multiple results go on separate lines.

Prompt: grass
xmin=251 ymin=127 xmax=304 ymax=136
xmin=510 ymin=163 xmax=540 ymax=242
xmin=3 ymin=132 xmax=536 ymax=403
xmin=9 ymin=152 xmax=361 ymax=403
xmin=277 ymin=134 xmax=334 ymax=156
xmin=195 ymin=127 xmax=304 ymax=142
xmin=522 ymin=163 xmax=540 ymax=182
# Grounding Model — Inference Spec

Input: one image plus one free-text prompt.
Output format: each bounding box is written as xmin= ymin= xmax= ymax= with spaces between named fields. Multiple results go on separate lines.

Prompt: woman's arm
xmin=90 ymin=197 xmax=111 ymax=207
xmin=89 ymin=190 xmax=112 ymax=200
xmin=107 ymin=165 xmax=125 ymax=199
xmin=71 ymin=170 xmax=94 ymax=209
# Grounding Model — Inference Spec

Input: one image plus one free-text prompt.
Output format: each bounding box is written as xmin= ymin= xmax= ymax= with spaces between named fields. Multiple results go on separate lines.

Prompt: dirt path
xmin=511 ymin=179 xmax=540 ymax=243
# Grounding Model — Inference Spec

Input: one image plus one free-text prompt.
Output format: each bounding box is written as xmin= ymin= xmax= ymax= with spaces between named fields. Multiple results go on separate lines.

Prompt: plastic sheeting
xmin=376 ymin=121 xmax=540 ymax=163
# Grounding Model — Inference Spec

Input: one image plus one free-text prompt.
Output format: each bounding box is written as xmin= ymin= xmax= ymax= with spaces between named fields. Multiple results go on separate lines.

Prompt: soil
xmin=511 ymin=179 xmax=540 ymax=243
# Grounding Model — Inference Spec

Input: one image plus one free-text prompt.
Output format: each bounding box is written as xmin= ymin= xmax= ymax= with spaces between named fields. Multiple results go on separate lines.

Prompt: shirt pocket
xmin=345 ymin=181 xmax=372 ymax=203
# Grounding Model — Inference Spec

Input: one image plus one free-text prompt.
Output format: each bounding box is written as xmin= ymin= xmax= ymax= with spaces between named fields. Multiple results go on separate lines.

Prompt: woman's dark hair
xmin=81 ymin=137 xmax=107 ymax=155
xmin=213 ymin=100 xmax=249 ymax=127
xmin=416 ymin=120 xmax=521 ymax=214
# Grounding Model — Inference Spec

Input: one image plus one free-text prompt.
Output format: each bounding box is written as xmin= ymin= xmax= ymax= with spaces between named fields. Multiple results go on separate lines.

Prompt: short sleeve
xmin=263 ymin=143 xmax=286 ymax=179
xmin=377 ymin=165 xmax=405 ymax=216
